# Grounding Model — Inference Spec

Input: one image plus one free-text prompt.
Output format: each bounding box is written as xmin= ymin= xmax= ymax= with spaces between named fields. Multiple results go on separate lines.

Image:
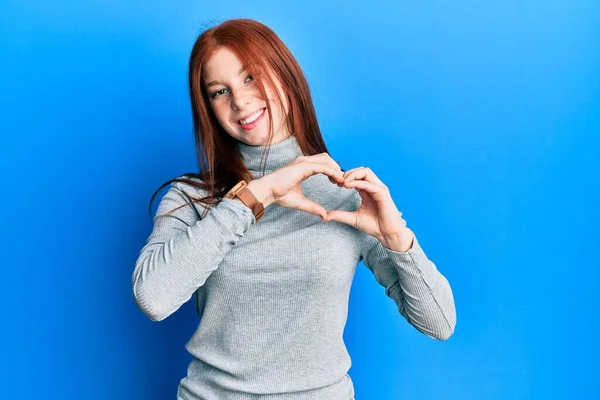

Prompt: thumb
xmin=295 ymin=197 xmax=328 ymax=220
xmin=326 ymin=210 xmax=357 ymax=227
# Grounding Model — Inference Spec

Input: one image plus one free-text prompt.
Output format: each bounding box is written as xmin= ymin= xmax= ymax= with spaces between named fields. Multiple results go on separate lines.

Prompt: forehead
xmin=202 ymin=47 xmax=244 ymax=83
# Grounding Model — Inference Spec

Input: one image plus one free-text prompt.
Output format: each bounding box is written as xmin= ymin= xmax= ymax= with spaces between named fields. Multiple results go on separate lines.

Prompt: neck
xmin=235 ymin=134 xmax=302 ymax=175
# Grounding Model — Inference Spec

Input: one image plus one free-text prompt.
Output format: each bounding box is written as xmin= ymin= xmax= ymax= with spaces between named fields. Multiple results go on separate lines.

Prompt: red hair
xmin=149 ymin=18 xmax=344 ymax=219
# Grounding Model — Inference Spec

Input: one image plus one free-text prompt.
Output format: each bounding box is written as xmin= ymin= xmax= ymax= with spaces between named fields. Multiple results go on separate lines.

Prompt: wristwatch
xmin=224 ymin=180 xmax=265 ymax=222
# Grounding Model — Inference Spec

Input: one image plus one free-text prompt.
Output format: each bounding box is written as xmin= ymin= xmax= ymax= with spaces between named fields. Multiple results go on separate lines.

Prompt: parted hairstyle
xmin=148 ymin=18 xmax=345 ymax=221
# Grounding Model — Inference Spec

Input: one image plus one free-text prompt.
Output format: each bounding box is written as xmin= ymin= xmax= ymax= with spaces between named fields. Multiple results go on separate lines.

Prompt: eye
xmin=209 ymin=75 xmax=253 ymax=99
xmin=209 ymin=88 xmax=228 ymax=99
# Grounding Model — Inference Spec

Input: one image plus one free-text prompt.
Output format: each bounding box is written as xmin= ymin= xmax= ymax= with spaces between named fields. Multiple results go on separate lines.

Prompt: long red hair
xmin=149 ymin=18 xmax=345 ymax=219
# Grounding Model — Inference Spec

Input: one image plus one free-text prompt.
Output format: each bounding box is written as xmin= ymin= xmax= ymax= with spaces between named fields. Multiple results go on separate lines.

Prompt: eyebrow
xmin=205 ymin=66 xmax=246 ymax=88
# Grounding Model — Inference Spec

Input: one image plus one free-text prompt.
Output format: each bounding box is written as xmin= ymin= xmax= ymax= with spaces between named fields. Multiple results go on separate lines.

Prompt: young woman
xmin=132 ymin=18 xmax=456 ymax=400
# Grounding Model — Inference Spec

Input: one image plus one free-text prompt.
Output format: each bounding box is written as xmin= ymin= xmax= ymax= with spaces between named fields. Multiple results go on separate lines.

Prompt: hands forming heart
xmin=253 ymin=153 xmax=415 ymax=252
xmin=326 ymin=166 xmax=415 ymax=252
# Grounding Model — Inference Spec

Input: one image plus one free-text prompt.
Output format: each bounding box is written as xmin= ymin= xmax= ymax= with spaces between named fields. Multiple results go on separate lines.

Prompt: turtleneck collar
xmin=235 ymin=134 xmax=303 ymax=174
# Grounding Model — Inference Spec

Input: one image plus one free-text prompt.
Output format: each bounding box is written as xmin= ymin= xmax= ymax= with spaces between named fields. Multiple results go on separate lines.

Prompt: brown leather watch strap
xmin=237 ymin=185 xmax=265 ymax=221
xmin=224 ymin=180 xmax=265 ymax=222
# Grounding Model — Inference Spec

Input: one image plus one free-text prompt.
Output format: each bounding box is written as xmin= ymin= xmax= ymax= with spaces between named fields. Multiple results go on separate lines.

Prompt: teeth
xmin=239 ymin=109 xmax=264 ymax=125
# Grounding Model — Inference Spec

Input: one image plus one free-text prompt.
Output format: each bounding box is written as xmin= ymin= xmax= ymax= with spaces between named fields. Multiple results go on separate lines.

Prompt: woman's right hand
xmin=246 ymin=153 xmax=345 ymax=221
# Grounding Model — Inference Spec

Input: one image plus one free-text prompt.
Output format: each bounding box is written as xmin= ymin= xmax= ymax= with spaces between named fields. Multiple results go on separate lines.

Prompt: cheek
xmin=211 ymin=102 xmax=231 ymax=124
xmin=266 ymin=86 xmax=289 ymax=117
xmin=264 ymin=92 xmax=285 ymax=118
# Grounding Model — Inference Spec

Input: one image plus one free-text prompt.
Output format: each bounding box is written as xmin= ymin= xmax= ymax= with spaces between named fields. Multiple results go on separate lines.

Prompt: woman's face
xmin=202 ymin=47 xmax=290 ymax=146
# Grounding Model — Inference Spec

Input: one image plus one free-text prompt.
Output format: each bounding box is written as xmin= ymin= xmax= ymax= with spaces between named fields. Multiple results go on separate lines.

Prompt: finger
xmin=306 ymin=154 xmax=347 ymax=186
xmin=325 ymin=210 xmax=358 ymax=228
xmin=344 ymin=167 xmax=385 ymax=188
xmin=343 ymin=179 xmax=389 ymax=201
xmin=295 ymin=197 xmax=328 ymax=220
xmin=337 ymin=166 xmax=365 ymax=187
xmin=305 ymin=152 xmax=344 ymax=176
xmin=328 ymin=175 xmax=343 ymax=185
xmin=303 ymin=161 xmax=345 ymax=183
xmin=342 ymin=166 xmax=364 ymax=178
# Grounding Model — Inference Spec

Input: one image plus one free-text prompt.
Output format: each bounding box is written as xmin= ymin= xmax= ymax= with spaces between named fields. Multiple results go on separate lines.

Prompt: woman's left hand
xmin=325 ymin=167 xmax=415 ymax=252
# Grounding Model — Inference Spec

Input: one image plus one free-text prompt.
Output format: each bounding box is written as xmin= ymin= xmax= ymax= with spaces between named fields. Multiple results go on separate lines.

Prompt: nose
xmin=231 ymin=87 xmax=252 ymax=111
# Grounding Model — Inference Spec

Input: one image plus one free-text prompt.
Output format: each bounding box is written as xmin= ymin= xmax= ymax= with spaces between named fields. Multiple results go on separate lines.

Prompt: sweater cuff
xmin=220 ymin=197 xmax=257 ymax=225
xmin=381 ymin=235 xmax=435 ymax=278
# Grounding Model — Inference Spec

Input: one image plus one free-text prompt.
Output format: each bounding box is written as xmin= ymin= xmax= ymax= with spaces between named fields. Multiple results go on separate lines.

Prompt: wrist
xmin=378 ymin=228 xmax=415 ymax=253
xmin=246 ymin=179 xmax=274 ymax=207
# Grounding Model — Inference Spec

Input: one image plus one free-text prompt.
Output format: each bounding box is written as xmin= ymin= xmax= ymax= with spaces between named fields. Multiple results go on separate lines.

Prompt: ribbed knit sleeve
xmin=359 ymin=233 xmax=456 ymax=340
xmin=132 ymin=182 xmax=255 ymax=322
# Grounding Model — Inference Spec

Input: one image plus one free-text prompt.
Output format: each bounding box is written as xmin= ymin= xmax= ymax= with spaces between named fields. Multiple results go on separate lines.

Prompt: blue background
xmin=1 ymin=1 xmax=598 ymax=399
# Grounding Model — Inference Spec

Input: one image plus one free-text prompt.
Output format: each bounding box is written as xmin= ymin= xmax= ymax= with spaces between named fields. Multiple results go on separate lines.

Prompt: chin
xmin=234 ymin=134 xmax=267 ymax=147
xmin=242 ymin=131 xmax=273 ymax=146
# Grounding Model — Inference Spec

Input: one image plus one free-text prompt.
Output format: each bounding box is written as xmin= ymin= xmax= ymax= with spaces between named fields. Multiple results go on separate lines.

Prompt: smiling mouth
xmin=237 ymin=108 xmax=266 ymax=125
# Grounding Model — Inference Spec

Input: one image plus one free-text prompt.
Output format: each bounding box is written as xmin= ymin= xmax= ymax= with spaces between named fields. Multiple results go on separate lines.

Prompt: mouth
xmin=237 ymin=108 xmax=266 ymax=130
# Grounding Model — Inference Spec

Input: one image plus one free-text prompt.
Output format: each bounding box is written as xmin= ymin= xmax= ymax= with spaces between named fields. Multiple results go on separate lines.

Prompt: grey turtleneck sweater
xmin=132 ymin=134 xmax=456 ymax=400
